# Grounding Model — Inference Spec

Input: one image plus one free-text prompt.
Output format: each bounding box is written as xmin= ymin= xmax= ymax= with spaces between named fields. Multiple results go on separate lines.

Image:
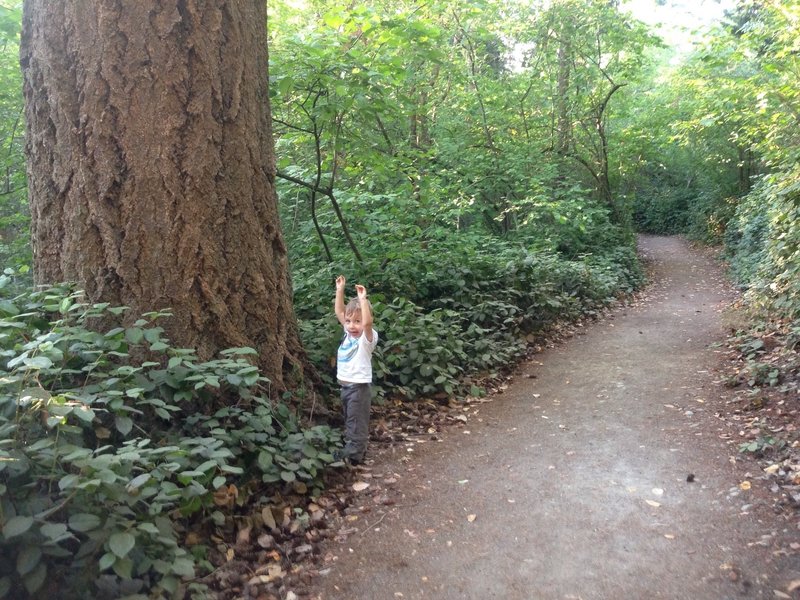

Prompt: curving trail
xmin=311 ymin=235 xmax=797 ymax=600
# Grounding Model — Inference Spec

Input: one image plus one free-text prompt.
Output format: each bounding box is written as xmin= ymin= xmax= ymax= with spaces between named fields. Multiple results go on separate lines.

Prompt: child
xmin=333 ymin=275 xmax=378 ymax=465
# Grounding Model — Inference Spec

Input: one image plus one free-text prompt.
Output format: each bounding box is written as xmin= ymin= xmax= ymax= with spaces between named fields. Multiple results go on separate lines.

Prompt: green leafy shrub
xmin=518 ymin=191 xmax=628 ymax=259
xmin=295 ymin=231 xmax=642 ymax=402
xmin=739 ymin=434 xmax=786 ymax=457
xmin=0 ymin=281 xmax=341 ymax=599
xmin=376 ymin=298 xmax=466 ymax=398
xmin=725 ymin=172 xmax=800 ymax=319
xmin=633 ymin=187 xmax=690 ymax=235
xmin=725 ymin=185 xmax=769 ymax=288
xmin=685 ymin=192 xmax=737 ymax=245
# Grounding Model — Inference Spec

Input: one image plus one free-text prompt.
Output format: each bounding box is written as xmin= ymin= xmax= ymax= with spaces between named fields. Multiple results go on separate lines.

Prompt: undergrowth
xmin=0 ymin=276 xmax=341 ymax=599
xmin=292 ymin=229 xmax=643 ymax=400
xmin=0 ymin=198 xmax=646 ymax=598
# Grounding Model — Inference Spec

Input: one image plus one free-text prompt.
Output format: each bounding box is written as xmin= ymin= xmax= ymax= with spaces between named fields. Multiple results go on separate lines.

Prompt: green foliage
xmin=271 ymin=0 xmax=657 ymax=265
xmin=515 ymin=188 xmax=625 ymax=258
xmin=739 ymin=434 xmax=786 ymax=457
xmin=725 ymin=172 xmax=800 ymax=318
xmin=732 ymin=332 xmax=780 ymax=388
xmin=0 ymin=281 xmax=341 ymax=599
xmin=621 ymin=1 xmax=800 ymax=328
xmin=374 ymin=298 xmax=465 ymax=398
xmin=725 ymin=183 xmax=770 ymax=286
xmin=295 ymin=225 xmax=643 ymax=400
xmin=270 ymin=1 xmax=651 ymax=403
xmin=0 ymin=4 xmax=28 ymax=268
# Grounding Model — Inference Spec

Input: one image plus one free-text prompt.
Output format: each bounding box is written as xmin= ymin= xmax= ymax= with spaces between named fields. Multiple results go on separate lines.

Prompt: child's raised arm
xmin=355 ymin=284 xmax=374 ymax=342
xmin=334 ymin=275 xmax=346 ymax=325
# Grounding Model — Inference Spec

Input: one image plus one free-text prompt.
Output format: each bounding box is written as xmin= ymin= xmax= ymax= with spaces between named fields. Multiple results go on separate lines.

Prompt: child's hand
xmin=355 ymin=284 xmax=367 ymax=299
xmin=335 ymin=275 xmax=346 ymax=291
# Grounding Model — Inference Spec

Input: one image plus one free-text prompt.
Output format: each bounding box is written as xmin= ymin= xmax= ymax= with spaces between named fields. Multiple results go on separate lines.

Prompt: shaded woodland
xmin=0 ymin=1 xmax=797 ymax=598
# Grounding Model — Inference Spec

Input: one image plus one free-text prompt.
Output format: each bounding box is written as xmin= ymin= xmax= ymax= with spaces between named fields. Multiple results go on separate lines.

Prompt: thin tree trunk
xmin=556 ymin=36 xmax=571 ymax=158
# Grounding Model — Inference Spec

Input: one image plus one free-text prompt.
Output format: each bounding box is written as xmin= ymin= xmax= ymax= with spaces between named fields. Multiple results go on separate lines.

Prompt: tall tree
xmin=20 ymin=1 xmax=309 ymax=392
xmin=533 ymin=0 xmax=654 ymax=223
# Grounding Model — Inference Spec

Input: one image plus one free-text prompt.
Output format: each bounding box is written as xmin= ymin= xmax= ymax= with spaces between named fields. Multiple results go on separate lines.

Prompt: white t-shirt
xmin=337 ymin=327 xmax=379 ymax=383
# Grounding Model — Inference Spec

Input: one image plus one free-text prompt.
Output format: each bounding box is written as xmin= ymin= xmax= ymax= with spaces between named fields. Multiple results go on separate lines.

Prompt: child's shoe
xmin=332 ymin=449 xmax=362 ymax=466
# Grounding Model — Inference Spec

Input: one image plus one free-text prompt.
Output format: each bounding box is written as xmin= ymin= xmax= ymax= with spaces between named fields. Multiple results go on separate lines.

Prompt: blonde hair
xmin=345 ymin=297 xmax=372 ymax=317
xmin=344 ymin=298 xmax=361 ymax=316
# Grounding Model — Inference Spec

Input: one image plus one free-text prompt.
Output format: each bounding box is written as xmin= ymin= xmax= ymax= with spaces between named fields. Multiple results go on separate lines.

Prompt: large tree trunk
xmin=20 ymin=1 xmax=311 ymax=393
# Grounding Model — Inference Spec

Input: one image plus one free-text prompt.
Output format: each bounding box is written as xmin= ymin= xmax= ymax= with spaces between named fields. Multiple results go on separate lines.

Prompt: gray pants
xmin=340 ymin=383 xmax=371 ymax=461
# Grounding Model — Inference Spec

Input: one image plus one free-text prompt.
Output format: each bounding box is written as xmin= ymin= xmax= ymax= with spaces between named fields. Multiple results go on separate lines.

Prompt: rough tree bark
xmin=20 ymin=1 xmax=311 ymax=393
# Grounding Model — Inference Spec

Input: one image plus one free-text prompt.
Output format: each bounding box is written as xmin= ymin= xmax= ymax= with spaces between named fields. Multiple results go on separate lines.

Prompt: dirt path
xmin=310 ymin=235 xmax=798 ymax=600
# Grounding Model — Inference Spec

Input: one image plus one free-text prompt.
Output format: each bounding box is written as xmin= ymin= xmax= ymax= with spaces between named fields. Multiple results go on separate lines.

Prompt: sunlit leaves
xmin=0 ymin=3 xmax=27 ymax=267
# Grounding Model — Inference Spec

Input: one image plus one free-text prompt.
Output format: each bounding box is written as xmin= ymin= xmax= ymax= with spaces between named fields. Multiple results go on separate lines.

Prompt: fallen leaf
xmin=262 ymin=506 xmax=277 ymax=530
xmin=265 ymin=563 xmax=285 ymax=582
xmin=257 ymin=533 xmax=275 ymax=549
xmin=467 ymin=514 xmax=477 ymax=522
xmin=236 ymin=524 xmax=252 ymax=546
xmin=739 ymin=481 xmax=751 ymax=491
xmin=352 ymin=481 xmax=370 ymax=492
xmin=311 ymin=510 xmax=325 ymax=522
xmin=213 ymin=484 xmax=238 ymax=508
xmin=787 ymin=580 xmax=800 ymax=593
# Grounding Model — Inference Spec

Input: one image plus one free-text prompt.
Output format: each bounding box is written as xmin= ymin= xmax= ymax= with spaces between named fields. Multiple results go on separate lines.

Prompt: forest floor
xmin=215 ymin=235 xmax=800 ymax=600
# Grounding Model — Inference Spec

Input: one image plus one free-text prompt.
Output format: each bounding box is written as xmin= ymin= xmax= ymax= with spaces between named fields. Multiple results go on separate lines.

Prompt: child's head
xmin=344 ymin=298 xmax=367 ymax=337
xmin=344 ymin=298 xmax=362 ymax=318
